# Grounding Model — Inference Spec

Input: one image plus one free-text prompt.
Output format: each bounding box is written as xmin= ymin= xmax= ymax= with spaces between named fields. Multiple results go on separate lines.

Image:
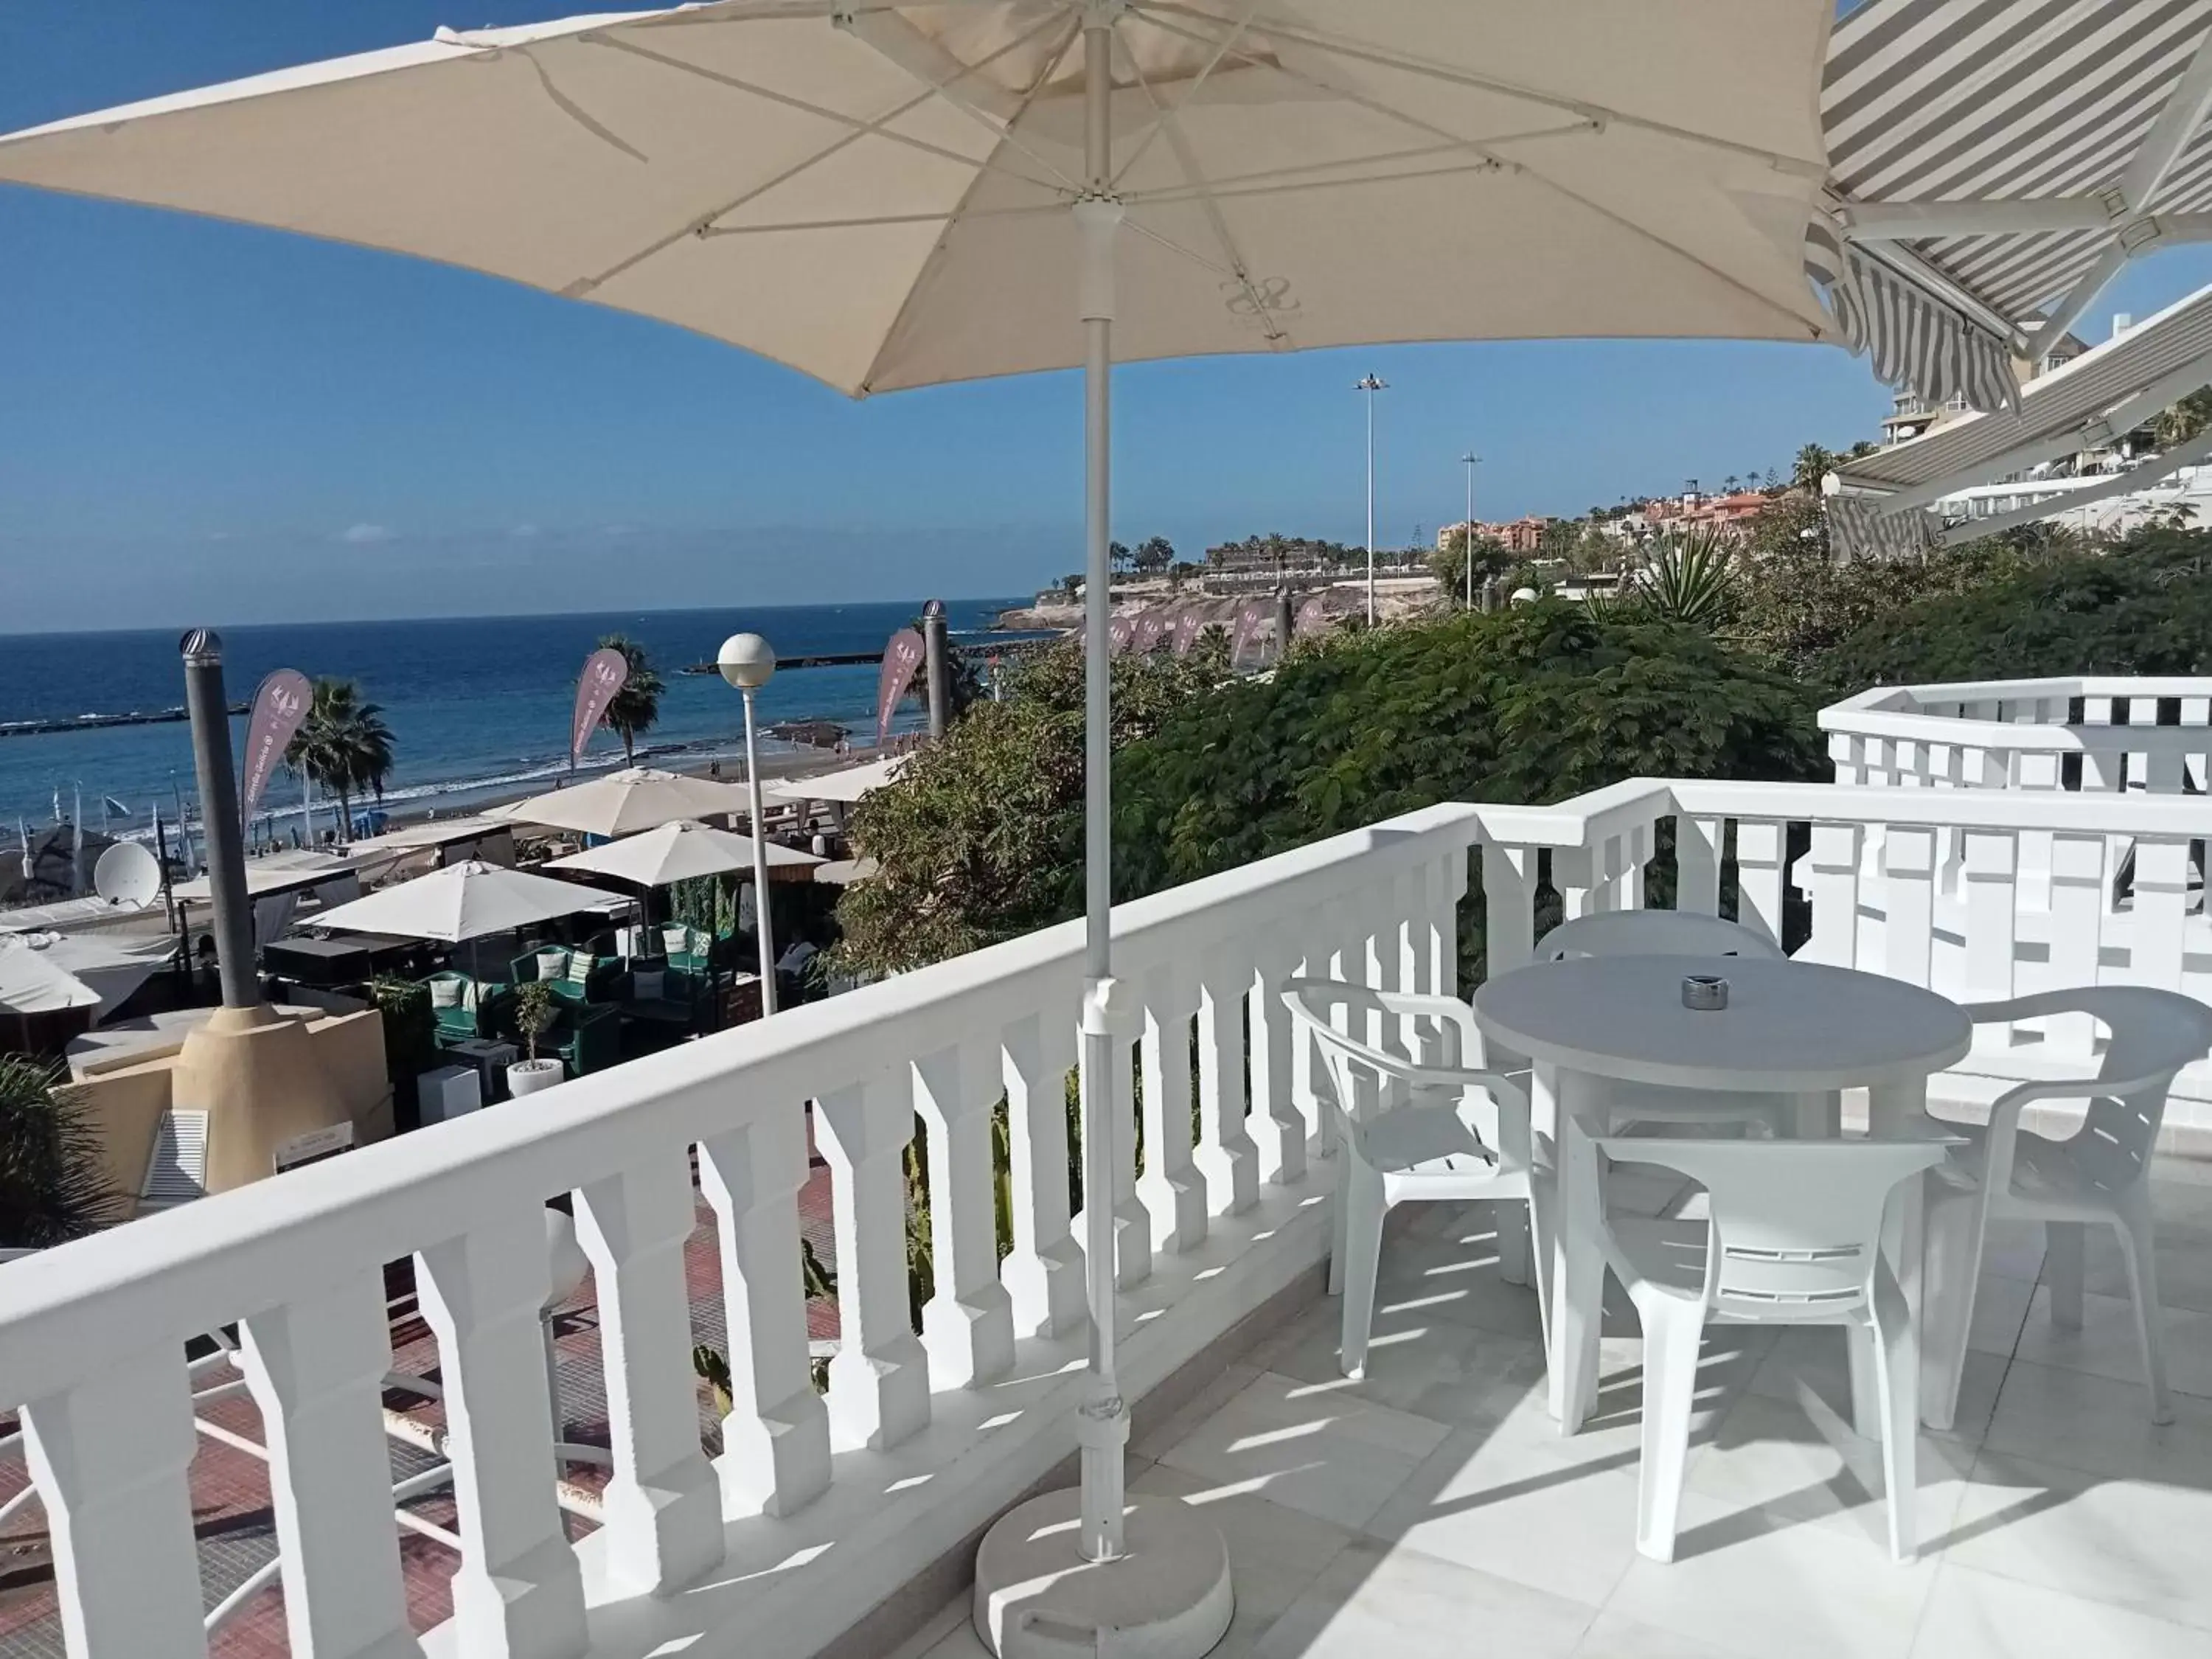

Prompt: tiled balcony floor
xmin=906 ymin=1157 xmax=2212 ymax=1659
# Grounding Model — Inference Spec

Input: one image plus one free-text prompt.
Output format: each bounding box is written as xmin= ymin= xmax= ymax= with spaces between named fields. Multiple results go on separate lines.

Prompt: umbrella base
xmin=973 ymin=1489 xmax=1232 ymax=1659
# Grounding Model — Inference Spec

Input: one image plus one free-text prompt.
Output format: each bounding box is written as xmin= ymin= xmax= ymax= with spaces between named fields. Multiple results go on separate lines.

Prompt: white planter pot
xmin=507 ymin=1059 xmax=566 ymax=1099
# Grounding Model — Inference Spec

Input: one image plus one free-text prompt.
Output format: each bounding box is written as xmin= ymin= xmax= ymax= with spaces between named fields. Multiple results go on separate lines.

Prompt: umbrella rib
xmin=1133 ymin=0 xmax=1828 ymax=180
xmin=857 ymin=12 xmax=1087 ymax=394
xmin=568 ymin=13 xmax=1071 ymax=299
xmin=1128 ymin=155 xmax=1509 ymax=209
xmin=700 ymin=200 xmax=1067 ymax=236
xmin=1139 ymin=7 xmax=1827 ymax=341
xmin=1110 ymin=0 xmax=1269 ymax=190
xmin=1109 ymin=19 xmax=1290 ymax=345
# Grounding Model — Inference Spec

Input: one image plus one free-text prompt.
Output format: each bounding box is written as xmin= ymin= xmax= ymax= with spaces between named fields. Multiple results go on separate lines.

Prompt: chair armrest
xmin=1368 ymin=990 xmax=1489 ymax=1068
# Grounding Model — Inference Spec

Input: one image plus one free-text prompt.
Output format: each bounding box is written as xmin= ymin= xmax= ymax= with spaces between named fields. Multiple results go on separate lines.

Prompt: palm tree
xmin=595 ymin=634 xmax=665 ymax=764
xmin=286 ymin=677 xmax=395 ymax=841
xmin=0 ymin=1057 xmax=119 ymax=1248
xmin=1792 ymin=444 xmax=1839 ymax=491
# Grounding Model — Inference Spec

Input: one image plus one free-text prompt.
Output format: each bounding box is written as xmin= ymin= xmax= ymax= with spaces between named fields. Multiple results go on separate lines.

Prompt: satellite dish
xmin=94 ymin=841 xmax=162 ymax=907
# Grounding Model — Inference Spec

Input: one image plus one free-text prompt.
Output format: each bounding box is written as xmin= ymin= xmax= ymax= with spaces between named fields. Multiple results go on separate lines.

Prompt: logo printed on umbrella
xmin=240 ymin=669 xmax=313 ymax=829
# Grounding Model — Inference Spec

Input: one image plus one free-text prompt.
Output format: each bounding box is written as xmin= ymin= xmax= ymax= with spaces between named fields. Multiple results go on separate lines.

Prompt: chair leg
xmin=1916 ymin=1175 xmax=1987 ymax=1434
xmin=1524 ymin=1183 xmax=1557 ymax=1361
xmin=1868 ymin=1296 xmax=1919 ymax=1563
xmin=2115 ymin=1195 xmax=2174 ymax=1426
xmin=1495 ymin=1198 xmax=1531 ymax=1286
xmin=2046 ymin=1221 xmax=2085 ymax=1332
xmin=1633 ymin=1300 xmax=1705 ymax=1564
xmin=1338 ymin=1163 xmax=1388 ymax=1381
xmin=1327 ymin=1119 xmax=1350 ymax=1298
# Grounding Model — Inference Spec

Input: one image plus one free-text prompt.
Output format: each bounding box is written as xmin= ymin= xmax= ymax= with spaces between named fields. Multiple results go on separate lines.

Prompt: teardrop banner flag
xmin=1229 ymin=602 xmax=1265 ymax=666
xmin=1295 ymin=594 xmax=1329 ymax=636
xmin=239 ymin=669 xmax=311 ymax=828
xmin=1107 ymin=615 xmax=1135 ymax=655
xmin=1172 ymin=609 xmax=1206 ymax=655
xmin=1131 ymin=611 xmax=1167 ymax=655
xmin=571 ymin=647 xmax=630 ymax=767
xmin=875 ymin=628 xmax=925 ymax=748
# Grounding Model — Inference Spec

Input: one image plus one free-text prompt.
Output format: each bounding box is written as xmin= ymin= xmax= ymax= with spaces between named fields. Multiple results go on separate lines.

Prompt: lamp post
xmin=1461 ymin=450 xmax=1482 ymax=611
xmin=1356 ymin=372 xmax=1387 ymax=625
xmin=717 ymin=632 xmax=779 ymax=1017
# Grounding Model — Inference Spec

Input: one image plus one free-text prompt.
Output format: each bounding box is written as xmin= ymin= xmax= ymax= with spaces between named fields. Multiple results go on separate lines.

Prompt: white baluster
xmin=1735 ymin=819 xmax=1786 ymax=947
xmin=1481 ymin=842 xmax=1536 ymax=978
xmin=697 ymin=1113 xmax=832 ymax=1517
xmin=999 ymin=1011 xmax=1086 ymax=1339
xmin=1962 ymin=830 xmax=2019 ymax=1051
xmin=1619 ymin=822 xmax=1649 ymax=912
xmin=240 ymin=1273 xmax=424 ymax=1659
xmin=1829 ymin=730 xmax=1863 ymax=786
xmin=21 ymin=1345 xmax=206 ymax=1659
xmin=2015 ymin=749 xmax=2060 ymax=909
xmin=1193 ymin=941 xmax=1259 ymax=1219
xmin=1675 ymin=815 xmax=1722 ymax=916
xmin=1881 ymin=824 xmax=1936 ymax=989
xmin=1801 ymin=822 xmax=1861 ymax=967
xmin=414 ymin=1212 xmax=589 ymax=1659
xmin=914 ymin=1040 xmax=1018 ymax=1387
xmin=1137 ymin=965 xmax=1208 ymax=1256
xmin=2048 ymin=833 xmax=2107 ymax=1058
xmin=1553 ymin=846 xmax=1598 ymax=925
xmin=574 ymin=1153 xmax=725 ymax=1593
xmin=1246 ymin=939 xmax=1307 ymax=1187
xmin=2129 ymin=838 xmax=2189 ymax=992
xmin=814 ymin=1079 xmax=931 ymax=1451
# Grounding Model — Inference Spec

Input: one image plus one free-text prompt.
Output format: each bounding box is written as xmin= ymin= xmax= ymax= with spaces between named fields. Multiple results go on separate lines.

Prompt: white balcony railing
xmin=1 ymin=770 xmax=2208 ymax=1659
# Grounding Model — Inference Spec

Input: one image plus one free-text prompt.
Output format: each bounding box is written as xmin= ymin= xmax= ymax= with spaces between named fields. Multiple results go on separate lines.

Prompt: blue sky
xmin=6 ymin=2 xmax=2212 ymax=631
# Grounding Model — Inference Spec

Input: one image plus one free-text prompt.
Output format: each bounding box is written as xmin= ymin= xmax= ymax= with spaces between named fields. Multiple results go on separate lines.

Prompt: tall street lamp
xmin=1461 ymin=451 xmax=1482 ymax=611
xmin=1356 ymin=372 xmax=1387 ymax=625
xmin=717 ymin=632 xmax=779 ymax=1017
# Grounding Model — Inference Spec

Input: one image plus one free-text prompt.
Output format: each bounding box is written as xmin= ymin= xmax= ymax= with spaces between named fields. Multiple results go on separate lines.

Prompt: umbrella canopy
xmin=761 ymin=755 xmax=908 ymax=805
xmin=544 ymin=818 xmax=823 ymax=886
xmin=309 ymin=858 xmax=621 ymax=944
xmin=0 ymin=931 xmax=169 ymax=1018
xmin=487 ymin=767 xmax=752 ymax=838
xmin=0 ymin=3 xmax=1835 ymax=391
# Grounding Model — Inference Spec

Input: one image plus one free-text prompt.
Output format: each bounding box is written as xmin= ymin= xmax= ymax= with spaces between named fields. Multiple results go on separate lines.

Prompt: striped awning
xmin=1814 ymin=1 xmax=2212 ymax=411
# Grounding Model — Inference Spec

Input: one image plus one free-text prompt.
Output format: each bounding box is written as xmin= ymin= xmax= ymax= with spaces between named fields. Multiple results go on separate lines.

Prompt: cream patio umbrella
xmin=309 ymin=858 xmax=622 ymax=945
xmin=546 ymin=818 xmax=824 ymax=886
xmin=0 ymin=6 xmax=1840 ymax=1649
xmin=486 ymin=765 xmax=754 ymax=838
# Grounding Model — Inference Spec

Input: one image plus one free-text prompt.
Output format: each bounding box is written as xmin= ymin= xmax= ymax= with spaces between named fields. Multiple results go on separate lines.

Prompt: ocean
xmin=0 ymin=599 xmax=1027 ymax=848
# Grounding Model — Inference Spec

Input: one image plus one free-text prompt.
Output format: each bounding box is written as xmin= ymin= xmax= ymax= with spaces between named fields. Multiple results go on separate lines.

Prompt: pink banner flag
xmin=875 ymin=628 xmax=925 ymax=747
xmin=1229 ymin=602 xmax=1265 ymax=666
xmin=1172 ymin=610 xmax=1206 ymax=655
xmin=1131 ymin=611 xmax=1167 ymax=655
xmin=1108 ymin=616 xmax=1135 ymax=655
xmin=1295 ymin=594 xmax=1329 ymax=636
xmin=239 ymin=669 xmax=312 ymax=828
xmin=571 ymin=647 xmax=630 ymax=766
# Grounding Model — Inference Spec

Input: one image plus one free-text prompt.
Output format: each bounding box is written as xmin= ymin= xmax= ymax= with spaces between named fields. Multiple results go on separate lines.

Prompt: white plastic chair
xmin=1537 ymin=911 xmax=1795 ymax=1138
xmin=1587 ymin=1135 xmax=1953 ymax=1564
xmin=1920 ymin=987 xmax=2212 ymax=1430
xmin=1281 ymin=978 xmax=1549 ymax=1380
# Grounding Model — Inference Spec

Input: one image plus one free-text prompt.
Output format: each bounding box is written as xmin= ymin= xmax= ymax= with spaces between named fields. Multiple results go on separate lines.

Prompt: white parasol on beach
xmin=545 ymin=818 xmax=822 ymax=886
xmin=487 ymin=765 xmax=752 ymax=838
xmin=309 ymin=858 xmax=620 ymax=944
xmin=0 ymin=6 xmax=1838 ymax=1649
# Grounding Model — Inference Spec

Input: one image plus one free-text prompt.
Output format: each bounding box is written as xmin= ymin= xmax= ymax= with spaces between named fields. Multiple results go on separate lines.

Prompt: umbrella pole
xmin=1074 ymin=8 xmax=1128 ymax=1571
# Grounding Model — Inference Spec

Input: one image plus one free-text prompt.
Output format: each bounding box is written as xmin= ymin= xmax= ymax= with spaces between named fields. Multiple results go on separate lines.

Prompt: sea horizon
xmin=0 ymin=597 xmax=1031 ymax=846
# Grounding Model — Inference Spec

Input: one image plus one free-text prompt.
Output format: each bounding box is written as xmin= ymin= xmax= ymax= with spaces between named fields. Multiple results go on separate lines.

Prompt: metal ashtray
xmin=1681 ymin=973 xmax=1730 ymax=1011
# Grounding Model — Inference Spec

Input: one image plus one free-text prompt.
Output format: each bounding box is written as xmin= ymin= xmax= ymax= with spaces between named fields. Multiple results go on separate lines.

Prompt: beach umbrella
xmin=0 ymin=7 xmax=1839 ymax=1648
xmin=545 ymin=818 xmax=823 ymax=886
xmin=0 ymin=931 xmax=170 ymax=1019
xmin=758 ymin=754 xmax=908 ymax=807
xmin=487 ymin=766 xmax=752 ymax=838
xmin=309 ymin=858 xmax=621 ymax=945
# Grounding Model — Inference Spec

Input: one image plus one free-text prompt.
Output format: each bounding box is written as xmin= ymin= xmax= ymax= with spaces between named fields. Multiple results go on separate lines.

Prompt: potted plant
xmin=507 ymin=980 xmax=566 ymax=1099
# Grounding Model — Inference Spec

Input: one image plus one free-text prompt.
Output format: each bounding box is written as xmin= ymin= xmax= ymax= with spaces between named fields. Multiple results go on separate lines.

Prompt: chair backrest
xmin=561 ymin=948 xmax=594 ymax=988
xmin=1280 ymin=978 xmax=1407 ymax=1122
xmin=1538 ymin=910 xmax=1782 ymax=963
xmin=1983 ymin=987 xmax=2212 ymax=1195
xmin=1593 ymin=1136 xmax=1952 ymax=1321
